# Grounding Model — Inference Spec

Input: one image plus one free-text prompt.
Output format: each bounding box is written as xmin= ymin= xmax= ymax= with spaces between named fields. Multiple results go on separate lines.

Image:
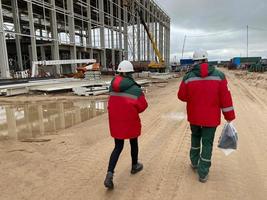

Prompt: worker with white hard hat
xmin=104 ymin=60 xmax=148 ymax=189
xmin=178 ymin=49 xmax=236 ymax=183
xmin=192 ymin=49 xmax=209 ymax=61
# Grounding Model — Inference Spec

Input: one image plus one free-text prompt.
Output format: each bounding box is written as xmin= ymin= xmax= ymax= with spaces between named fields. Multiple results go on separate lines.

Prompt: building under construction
xmin=0 ymin=0 xmax=170 ymax=78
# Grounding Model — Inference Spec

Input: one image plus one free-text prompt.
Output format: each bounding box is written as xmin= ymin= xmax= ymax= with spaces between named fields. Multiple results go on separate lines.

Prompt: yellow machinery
xmin=138 ymin=11 xmax=165 ymax=72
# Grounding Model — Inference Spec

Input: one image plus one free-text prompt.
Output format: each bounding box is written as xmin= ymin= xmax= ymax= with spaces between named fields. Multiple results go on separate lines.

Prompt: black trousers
xmin=107 ymin=138 xmax=138 ymax=173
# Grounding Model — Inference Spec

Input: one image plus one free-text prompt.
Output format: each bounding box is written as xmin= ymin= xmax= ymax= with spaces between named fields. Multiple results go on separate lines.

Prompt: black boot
xmin=199 ymin=174 xmax=209 ymax=183
xmin=131 ymin=162 xmax=143 ymax=174
xmin=104 ymin=172 xmax=114 ymax=189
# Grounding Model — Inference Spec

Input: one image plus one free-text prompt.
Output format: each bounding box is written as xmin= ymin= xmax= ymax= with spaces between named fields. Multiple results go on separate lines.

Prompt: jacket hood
xmin=111 ymin=75 xmax=136 ymax=92
xmin=192 ymin=63 xmax=215 ymax=78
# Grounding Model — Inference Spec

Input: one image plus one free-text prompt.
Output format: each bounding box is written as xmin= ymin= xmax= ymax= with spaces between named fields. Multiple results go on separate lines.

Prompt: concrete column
xmin=143 ymin=26 xmax=146 ymax=60
xmin=132 ymin=6 xmax=135 ymax=61
xmin=132 ymin=25 xmax=135 ymax=61
xmin=146 ymin=0 xmax=151 ymax=61
xmin=38 ymin=18 xmax=42 ymax=40
xmin=80 ymin=29 xmax=83 ymax=47
xmin=27 ymin=1 xmax=38 ymax=63
xmin=154 ymin=8 xmax=158 ymax=62
xmin=6 ymin=107 xmax=17 ymax=139
xmin=110 ymin=0 xmax=115 ymax=66
xmin=164 ymin=18 xmax=169 ymax=65
xmin=0 ymin=0 xmax=10 ymax=78
xmin=151 ymin=4 xmax=155 ymax=61
xmin=167 ymin=22 xmax=170 ymax=67
xmin=11 ymin=0 xmax=23 ymax=71
xmin=137 ymin=5 xmax=141 ymax=61
xmin=163 ymin=25 xmax=166 ymax=62
xmin=67 ymin=0 xmax=77 ymax=72
xmin=159 ymin=16 xmax=164 ymax=58
xmin=123 ymin=3 xmax=128 ymax=60
xmin=40 ymin=46 xmax=46 ymax=60
xmin=50 ymin=0 xmax=60 ymax=74
xmin=86 ymin=0 xmax=93 ymax=58
xmin=142 ymin=0 xmax=146 ymax=60
xmin=77 ymin=51 xmax=82 ymax=59
xmin=99 ymin=0 xmax=106 ymax=69
xmin=118 ymin=0 xmax=123 ymax=61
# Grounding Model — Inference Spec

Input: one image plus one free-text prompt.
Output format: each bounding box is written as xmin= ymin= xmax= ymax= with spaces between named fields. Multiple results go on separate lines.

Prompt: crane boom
xmin=138 ymin=11 xmax=165 ymax=69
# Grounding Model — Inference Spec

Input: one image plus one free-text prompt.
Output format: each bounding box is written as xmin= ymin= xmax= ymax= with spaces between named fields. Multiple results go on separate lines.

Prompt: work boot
xmin=190 ymin=164 xmax=198 ymax=171
xmin=199 ymin=175 xmax=208 ymax=183
xmin=104 ymin=172 xmax=114 ymax=189
xmin=131 ymin=162 xmax=143 ymax=174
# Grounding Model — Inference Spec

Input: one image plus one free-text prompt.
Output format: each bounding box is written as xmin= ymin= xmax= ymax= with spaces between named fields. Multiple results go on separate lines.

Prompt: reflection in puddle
xmin=0 ymin=100 xmax=107 ymax=141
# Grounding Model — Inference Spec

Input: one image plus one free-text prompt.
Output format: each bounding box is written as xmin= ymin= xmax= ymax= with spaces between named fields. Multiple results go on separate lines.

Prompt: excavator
xmin=138 ymin=11 xmax=165 ymax=72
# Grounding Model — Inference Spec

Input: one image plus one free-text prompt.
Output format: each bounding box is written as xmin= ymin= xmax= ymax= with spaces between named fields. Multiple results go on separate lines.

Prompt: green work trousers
xmin=190 ymin=125 xmax=217 ymax=178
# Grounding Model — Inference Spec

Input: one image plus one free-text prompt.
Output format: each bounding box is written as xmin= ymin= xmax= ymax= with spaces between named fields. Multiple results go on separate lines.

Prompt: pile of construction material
xmin=0 ymin=78 xmax=106 ymax=96
xmin=12 ymin=70 xmax=30 ymax=79
xmin=0 ymin=77 xmax=151 ymax=97
xmin=132 ymin=72 xmax=174 ymax=80
xmin=84 ymin=71 xmax=101 ymax=81
xmin=73 ymin=85 xmax=109 ymax=96
xmin=133 ymin=72 xmax=151 ymax=78
xmin=150 ymin=72 xmax=173 ymax=80
xmin=72 ymin=79 xmax=151 ymax=97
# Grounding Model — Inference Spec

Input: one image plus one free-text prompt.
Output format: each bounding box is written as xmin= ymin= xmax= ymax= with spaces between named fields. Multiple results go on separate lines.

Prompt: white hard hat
xmin=117 ymin=60 xmax=134 ymax=72
xmin=193 ymin=49 xmax=208 ymax=61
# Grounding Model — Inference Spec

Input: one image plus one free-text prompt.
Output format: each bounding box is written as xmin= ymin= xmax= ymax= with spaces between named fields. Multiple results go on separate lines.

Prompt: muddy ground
xmin=0 ymin=69 xmax=266 ymax=200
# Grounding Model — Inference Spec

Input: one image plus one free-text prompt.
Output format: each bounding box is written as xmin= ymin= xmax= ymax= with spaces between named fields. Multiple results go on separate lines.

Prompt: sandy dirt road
xmin=0 ymin=70 xmax=266 ymax=200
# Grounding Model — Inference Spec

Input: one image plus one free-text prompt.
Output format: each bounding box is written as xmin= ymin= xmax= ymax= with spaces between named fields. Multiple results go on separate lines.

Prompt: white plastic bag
xmin=218 ymin=122 xmax=238 ymax=156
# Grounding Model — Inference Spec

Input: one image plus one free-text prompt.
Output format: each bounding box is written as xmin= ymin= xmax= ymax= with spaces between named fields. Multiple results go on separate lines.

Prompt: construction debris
xmin=0 ymin=78 xmax=106 ymax=96
xmin=150 ymin=73 xmax=173 ymax=80
xmin=84 ymin=71 xmax=102 ymax=81
xmin=73 ymin=86 xmax=109 ymax=96
xmin=0 ymin=76 xmax=157 ymax=97
xmin=72 ymin=79 xmax=151 ymax=96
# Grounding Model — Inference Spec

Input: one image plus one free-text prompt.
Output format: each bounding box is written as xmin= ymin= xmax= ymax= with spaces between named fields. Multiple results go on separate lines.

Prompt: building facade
xmin=0 ymin=0 xmax=170 ymax=78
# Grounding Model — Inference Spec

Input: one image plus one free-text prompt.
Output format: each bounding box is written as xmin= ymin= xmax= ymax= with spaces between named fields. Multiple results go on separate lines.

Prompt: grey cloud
xmin=156 ymin=0 xmax=267 ymax=60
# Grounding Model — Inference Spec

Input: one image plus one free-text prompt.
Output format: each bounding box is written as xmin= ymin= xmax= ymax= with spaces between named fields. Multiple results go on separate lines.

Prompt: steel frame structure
xmin=0 ymin=0 xmax=170 ymax=78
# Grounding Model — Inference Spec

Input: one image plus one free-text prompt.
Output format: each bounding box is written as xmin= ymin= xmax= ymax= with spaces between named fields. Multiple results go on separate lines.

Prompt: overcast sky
xmin=156 ymin=0 xmax=267 ymax=61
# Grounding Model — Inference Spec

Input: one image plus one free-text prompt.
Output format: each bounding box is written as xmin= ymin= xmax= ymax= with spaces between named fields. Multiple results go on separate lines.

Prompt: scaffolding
xmin=0 ymin=0 xmax=170 ymax=78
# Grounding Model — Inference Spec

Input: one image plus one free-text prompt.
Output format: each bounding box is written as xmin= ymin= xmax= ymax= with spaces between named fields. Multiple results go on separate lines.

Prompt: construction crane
xmin=138 ymin=11 xmax=165 ymax=72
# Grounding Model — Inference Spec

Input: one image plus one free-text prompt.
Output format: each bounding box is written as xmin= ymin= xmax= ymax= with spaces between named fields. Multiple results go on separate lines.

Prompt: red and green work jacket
xmin=178 ymin=63 xmax=235 ymax=127
xmin=108 ymin=75 xmax=148 ymax=139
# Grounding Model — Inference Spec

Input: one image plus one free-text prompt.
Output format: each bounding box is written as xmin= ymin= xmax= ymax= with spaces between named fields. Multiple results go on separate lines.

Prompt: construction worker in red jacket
xmin=104 ymin=60 xmax=148 ymax=189
xmin=178 ymin=49 xmax=235 ymax=183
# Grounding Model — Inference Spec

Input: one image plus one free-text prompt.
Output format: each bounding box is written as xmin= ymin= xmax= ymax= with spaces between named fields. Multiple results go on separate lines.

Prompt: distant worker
xmin=104 ymin=60 xmax=148 ymax=189
xmin=178 ymin=49 xmax=236 ymax=183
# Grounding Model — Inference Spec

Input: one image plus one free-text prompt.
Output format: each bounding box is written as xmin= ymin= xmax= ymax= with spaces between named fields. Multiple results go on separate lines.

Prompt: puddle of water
xmin=0 ymin=100 xmax=107 ymax=141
